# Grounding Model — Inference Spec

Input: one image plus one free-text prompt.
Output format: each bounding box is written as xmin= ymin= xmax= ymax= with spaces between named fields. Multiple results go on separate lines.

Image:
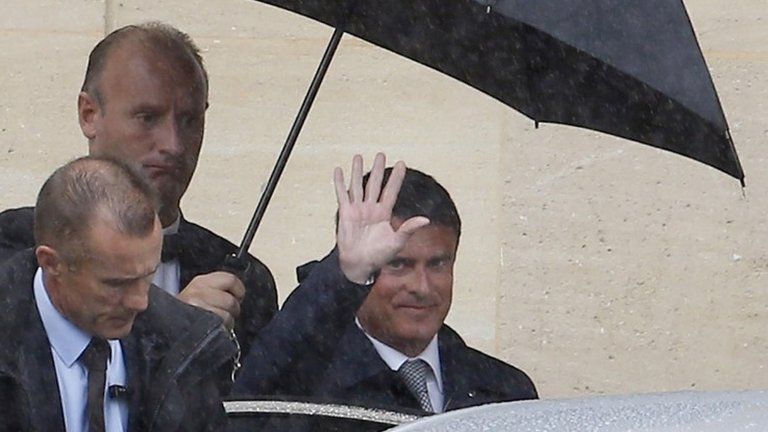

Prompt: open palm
xmin=334 ymin=153 xmax=429 ymax=284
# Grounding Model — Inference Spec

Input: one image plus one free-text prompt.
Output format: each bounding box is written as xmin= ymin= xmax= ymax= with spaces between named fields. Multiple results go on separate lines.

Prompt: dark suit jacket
xmin=245 ymin=319 xmax=537 ymax=414
xmin=234 ymin=251 xmax=370 ymax=397
xmin=0 ymin=250 xmax=236 ymax=431
xmin=233 ymin=253 xmax=537 ymax=430
xmin=312 ymin=323 xmax=537 ymax=412
xmin=0 ymin=206 xmax=277 ymax=358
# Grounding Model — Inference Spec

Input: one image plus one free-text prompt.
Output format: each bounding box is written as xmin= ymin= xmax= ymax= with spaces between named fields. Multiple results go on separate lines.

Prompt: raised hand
xmin=334 ymin=153 xmax=429 ymax=284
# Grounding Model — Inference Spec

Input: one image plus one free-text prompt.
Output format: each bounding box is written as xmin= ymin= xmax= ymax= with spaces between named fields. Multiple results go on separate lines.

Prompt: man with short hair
xmin=0 ymin=22 xmax=277 ymax=358
xmin=0 ymin=156 xmax=233 ymax=431
xmin=234 ymin=157 xmax=537 ymax=417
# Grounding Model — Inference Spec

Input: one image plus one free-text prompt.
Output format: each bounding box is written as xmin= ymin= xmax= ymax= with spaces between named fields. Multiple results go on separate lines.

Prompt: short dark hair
xmin=81 ymin=21 xmax=208 ymax=105
xmin=364 ymin=167 xmax=461 ymax=240
xmin=34 ymin=156 xmax=159 ymax=262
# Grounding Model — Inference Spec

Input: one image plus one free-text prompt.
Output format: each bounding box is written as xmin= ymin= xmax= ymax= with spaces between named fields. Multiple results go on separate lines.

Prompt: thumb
xmin=395 ymin=216 xmax=430 ymax=238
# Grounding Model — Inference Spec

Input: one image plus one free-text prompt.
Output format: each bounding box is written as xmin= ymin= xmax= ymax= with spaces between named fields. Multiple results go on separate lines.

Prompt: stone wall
xmin=1 ymin=0 xmax=766 ymax=397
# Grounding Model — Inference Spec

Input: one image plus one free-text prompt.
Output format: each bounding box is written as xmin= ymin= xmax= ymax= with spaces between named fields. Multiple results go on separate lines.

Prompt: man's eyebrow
xmin=430 ymin=252 xmax=455 ymax=261
xmin=388 ymin=256 xmax=413 ymax=264
xmin=101 ymin=264 xmax=159 ymax=285
xmin=129 ymin=103 xmax=162 ymax=113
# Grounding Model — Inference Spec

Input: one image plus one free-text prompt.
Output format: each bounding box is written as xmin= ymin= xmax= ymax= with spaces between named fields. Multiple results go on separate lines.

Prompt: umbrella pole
xmin=234 ymin=27 xmax=345 ymax=260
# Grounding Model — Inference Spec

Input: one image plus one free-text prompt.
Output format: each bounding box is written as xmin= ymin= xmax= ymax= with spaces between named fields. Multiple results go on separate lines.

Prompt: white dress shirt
xmin=34 ymin=268 xmax=128 ymax=432
xmin=153 ymin=217 xmax=181 ymax=295
xmin=356 ymin=318 xmax=445 ymax=412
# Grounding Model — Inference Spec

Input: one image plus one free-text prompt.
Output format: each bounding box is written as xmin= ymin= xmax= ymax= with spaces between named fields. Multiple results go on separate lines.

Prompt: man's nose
xmin=156 ymin=117 xmax=184 ymax=156
xmin=123 ymin=283 xmax=149 ymax=313
xmin=409 ymin=267 xmax=431 ymax=296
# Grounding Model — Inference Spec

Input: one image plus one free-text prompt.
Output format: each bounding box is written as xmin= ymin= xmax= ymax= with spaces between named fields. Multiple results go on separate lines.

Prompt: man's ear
xmin=78 ymin=91 xmax=99 ymax=140
xmin=36 ymin=245 xmax=62 ymax=276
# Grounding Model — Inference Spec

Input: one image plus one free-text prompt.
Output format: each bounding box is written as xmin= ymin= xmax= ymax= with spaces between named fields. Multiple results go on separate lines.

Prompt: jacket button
xmin=468 ymin=391 xmax=476 ymax=398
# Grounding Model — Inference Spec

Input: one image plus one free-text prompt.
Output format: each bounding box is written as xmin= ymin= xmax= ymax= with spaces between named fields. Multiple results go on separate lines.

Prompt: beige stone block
xmin=0 ymin=0 xmax=103 ymax=33
xmin=0 ymin=1 xmax=103 ymax=205
xmin=107 ymin=0 xmax=328 ymax=39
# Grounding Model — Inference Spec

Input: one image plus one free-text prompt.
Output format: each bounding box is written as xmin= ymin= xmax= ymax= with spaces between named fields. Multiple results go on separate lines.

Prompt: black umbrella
xmin=232 ymin=0 xmax=744 ymax=261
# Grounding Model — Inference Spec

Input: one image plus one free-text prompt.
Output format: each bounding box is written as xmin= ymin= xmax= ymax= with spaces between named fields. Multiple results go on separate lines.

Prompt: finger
xmin=226 ymin=277 xmax=246 ymax=302
xmin=205 ymin=306 xmax=236 ymax=329
xmin=210 ymin=271 xmax=246 ymax=301
xmin=184 ymin=296 xmax=234 ymax=326
xmin=222 ymin=314 xmax=235 ymax=330
xmin=364 ymin=152 xmax=386 ymax=203
xmin=180 ymin=284 xmax=241 ymax=318
xmin=203 ymin=289 xmax=242 ymax=319
xmin=396 ymin=216 xmax=430 ymax=237
xmin=380 ymin=160 xmax=406 ymax=213
xmin=349 ymin=154 xmax=364 ymax=202
xmin=334 ymin=166 xmax=349 ymax=209
xmin=188 ymin=272 xmax=245 ymax=302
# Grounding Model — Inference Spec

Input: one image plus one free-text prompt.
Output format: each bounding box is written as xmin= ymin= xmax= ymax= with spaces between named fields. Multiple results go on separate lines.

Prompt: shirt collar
xmin=163 ymin=215 xmax=181 ymax=235
xmin=33 ymin=267 xmax=92 ymax=367
xmin=356 ymin=317 xmax=443 ymax=392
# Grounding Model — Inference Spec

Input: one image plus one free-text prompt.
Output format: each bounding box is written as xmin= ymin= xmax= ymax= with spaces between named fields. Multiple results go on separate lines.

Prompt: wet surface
xmin=390 ymin=390 xmax=768 ymax=431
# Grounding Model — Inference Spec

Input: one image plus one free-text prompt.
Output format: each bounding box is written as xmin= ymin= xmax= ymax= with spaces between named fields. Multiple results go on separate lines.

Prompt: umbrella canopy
xmin=253 ymin=0 xmax=743 ymax=182
xmin=234 ymin=0 xmax=744 ymax=259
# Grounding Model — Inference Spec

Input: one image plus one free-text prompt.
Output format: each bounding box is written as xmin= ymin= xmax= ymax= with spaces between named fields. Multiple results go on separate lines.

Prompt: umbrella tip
xmin=534 ymin=120 xmax=540 ymax=129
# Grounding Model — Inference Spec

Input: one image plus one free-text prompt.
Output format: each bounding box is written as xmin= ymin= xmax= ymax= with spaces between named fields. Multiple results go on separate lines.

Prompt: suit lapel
xmin=19 ymin=318 xmax=66 ymax=430
xmin=327 ymin=324 xmax=391 ymax=391
xmin=177 ymin=219 xmax=201 ymax=288
xmin=176 ymin=219 xmax=227 ymax=288
xmin=323 ymin=323 xmax=423 ymax=412
xmin=122 ymin=296 xmax=175 ymax=432
xmin=122 ymin=332 xmax=150 ymax=432
xmin=439 ymin=326 xmax=483 ymax=411
xmin=11 ymin=253 xmax=67 ymax=430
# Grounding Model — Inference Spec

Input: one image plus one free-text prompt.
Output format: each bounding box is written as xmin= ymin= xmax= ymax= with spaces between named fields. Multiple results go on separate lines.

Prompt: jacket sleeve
xmin=232 ymin=249 xmax=369 ymax=397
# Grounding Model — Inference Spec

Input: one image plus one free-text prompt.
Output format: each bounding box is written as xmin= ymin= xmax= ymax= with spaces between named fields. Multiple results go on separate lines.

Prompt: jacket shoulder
xmin=440 ymin=326 xmax=538 ymax=400
xmin=0 ymin=206 xmax=35 ymax=263
xmin=140 ymin=285 xmax=223 ymax=334
xmin=180 ymin=218 xmax=275 ymax=284
xmin=0 ymin=250 xmax=37 ymax=322
xmin=463 ymin=346 xmax=538 ymax=395
xmin=130 ymin=287 xmax=234 ymax=430
xmin=134 ymin=287 xmax=236 ymax=385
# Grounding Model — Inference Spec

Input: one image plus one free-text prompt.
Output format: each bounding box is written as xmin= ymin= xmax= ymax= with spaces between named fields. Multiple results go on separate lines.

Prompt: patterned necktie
xmin=80 ymin=338 xmax=110 ymax=432
xmin=398 ymin=359 xmax=434 ymax=412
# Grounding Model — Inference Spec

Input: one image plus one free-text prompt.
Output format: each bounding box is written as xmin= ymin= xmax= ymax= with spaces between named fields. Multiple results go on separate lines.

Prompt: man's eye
xmin=136 ymin=113 xmax=157 ymax=124
xmin=429 ymin=257 xmax=453 ymax=270
xmin=103 ymin=279 xmax=128 ymax=288
xmin=181 ymin=114 xmax=203 ymax=128
xmin=387 ymin=260 xmax=405 ymax=270
xmin=431 ymin=259 xmax=447 ymax=268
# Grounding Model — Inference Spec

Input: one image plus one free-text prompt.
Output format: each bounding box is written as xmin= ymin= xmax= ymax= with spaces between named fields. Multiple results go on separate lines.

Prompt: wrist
xmin=338 ymin=254 xmax=377 ymax=285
